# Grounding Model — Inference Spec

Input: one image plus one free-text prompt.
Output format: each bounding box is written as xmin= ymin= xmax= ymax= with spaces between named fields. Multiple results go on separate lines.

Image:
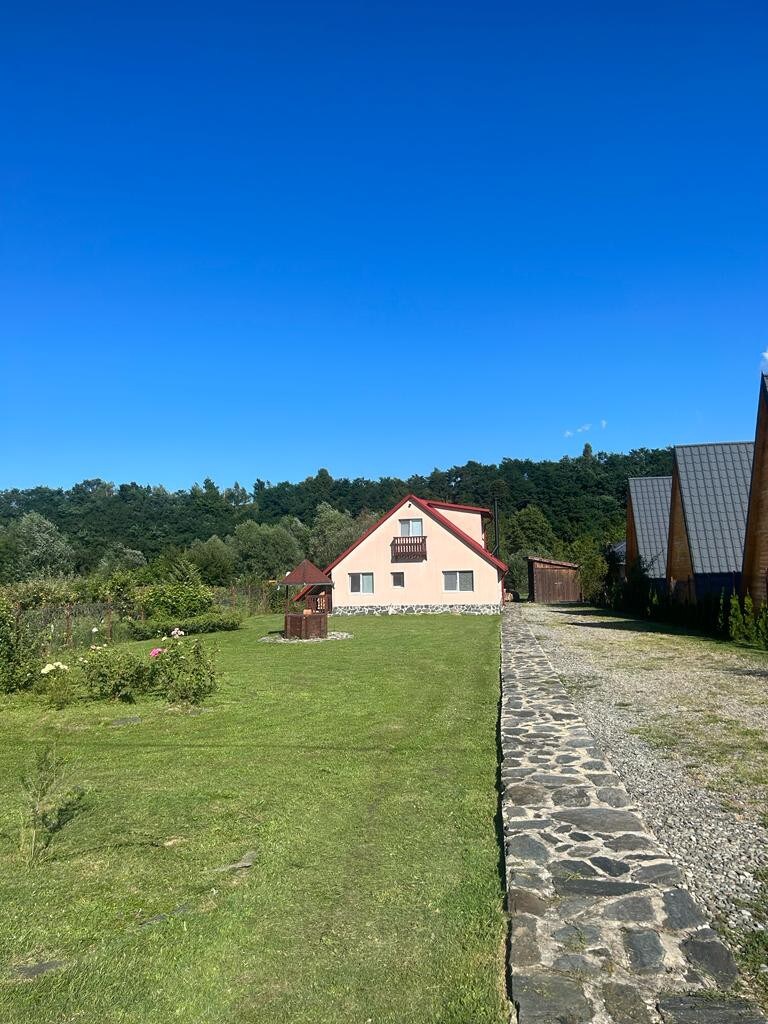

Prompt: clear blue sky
xmin=2 ymin=1 xmax=767 ymax=491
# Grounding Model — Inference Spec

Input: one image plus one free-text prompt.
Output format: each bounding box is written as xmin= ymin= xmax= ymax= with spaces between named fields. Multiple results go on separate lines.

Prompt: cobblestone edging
xmin=331 ymin=603 xmax=500 ymax=616
xmin=500 ymin=607 xmax=766 ymax=1024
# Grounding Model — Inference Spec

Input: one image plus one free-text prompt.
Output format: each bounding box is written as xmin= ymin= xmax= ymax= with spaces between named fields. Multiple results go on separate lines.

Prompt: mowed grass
xmin=0 ymin=615 xmax=508 ymax=1024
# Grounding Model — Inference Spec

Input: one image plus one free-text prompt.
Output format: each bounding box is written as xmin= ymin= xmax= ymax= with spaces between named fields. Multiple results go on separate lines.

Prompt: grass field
xmin=0 ymin=615 xmax=507 ymax=1024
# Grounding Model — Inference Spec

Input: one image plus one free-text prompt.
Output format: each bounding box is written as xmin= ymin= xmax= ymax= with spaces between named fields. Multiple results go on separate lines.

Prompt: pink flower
xmin=149 ymin=647 xmax=166 ymax=658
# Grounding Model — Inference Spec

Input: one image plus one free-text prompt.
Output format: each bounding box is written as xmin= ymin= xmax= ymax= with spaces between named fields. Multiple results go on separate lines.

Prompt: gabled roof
xmin=527 ymin=557 xmax=579 ymax=569
xmin=675 ymin=442 xmax=754 ymax=575
xmin=628 ymin=476 xmax=672 ymax=578
xmin=295 ymin=493 xmax=507 ymax=600
xmin=280 ymin=559 xmax=333 ymax=587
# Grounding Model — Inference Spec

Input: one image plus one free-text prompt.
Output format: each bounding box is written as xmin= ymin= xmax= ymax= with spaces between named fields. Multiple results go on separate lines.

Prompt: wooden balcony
xmin=391 ymin=536 xmax=427 ymax=561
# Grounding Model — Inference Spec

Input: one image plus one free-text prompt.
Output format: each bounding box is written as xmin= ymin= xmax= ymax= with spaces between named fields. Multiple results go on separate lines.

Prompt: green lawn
xmin=0 ymin=615 xmax=507 ymax=1024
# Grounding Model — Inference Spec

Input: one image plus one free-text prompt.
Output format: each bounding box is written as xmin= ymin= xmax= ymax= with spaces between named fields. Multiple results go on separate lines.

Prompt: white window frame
xmin=349 ymin=572 xmax=374 ymax=595
xmin=399 ymin=518 xmax=423 ymax=537
xmin=391 ymin=571 xmax=405 ymax=588
xmin=443 ymin=570 xmax=474 ymax=593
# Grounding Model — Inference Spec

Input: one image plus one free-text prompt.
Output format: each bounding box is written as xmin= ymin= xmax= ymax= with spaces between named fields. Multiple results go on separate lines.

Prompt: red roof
xmin=280 ymin=559 xmax=333 ymax=586
xmin=424 ymin=499 xmax=493 ymax=518
xmin=295 ymin=493 xmax=507 ymax=600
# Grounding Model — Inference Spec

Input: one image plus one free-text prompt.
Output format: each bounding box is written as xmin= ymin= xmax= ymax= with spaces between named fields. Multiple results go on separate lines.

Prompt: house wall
xmin=434 ymin=507 xmax=485 ymax=544
xmin=742 ymin=390 xmax=768 ymax=606
xmin=666 ymin=465 xmax=695 ymax=601
xmin=330 ymin=499 xmax=502 ymax=610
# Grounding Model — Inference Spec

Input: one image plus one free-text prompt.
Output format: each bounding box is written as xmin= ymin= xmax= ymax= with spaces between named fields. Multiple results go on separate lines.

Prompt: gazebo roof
xmin=279 ymin=559 xmax=333 ymax=587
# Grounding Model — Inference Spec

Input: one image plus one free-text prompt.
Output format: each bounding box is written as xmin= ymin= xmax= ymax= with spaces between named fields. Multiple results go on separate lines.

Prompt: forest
xmin=0 ymin=443 xmax=672 ymax=592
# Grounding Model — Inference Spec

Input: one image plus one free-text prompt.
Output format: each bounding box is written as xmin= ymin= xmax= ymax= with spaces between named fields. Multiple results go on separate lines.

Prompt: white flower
xmin=92 ymin=626 xmax=99 ymax=633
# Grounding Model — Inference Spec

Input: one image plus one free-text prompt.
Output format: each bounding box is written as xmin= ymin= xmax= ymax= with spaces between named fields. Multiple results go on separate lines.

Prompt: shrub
xmin=152 ymin=638 xmax=218 ymax=704
xmin=82 ymin=646 xmax=155 ymax=702
xmin=729 ymin=594 xmax=746 ymax=644
xmin=127 ymin=611 xmax=241 ymax=640
xmin=0 ymin=596 xmax=40 ymax=693
xmin=136 ymin=581 xmax=215 ymax=620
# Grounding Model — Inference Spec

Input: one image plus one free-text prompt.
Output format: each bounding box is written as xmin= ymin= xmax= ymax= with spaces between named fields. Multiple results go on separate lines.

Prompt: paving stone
xmin=507 ymin=784 xmax=548 ymax=805
xmin=512 ymin=915 xmax=541 ymax=967
xmin=555 ymin=878 xmax=647 ymax=898
xmin=507 ymin=834 xmax=551 ymax=865
xmin=681 ymin=930 xmax=739 ymax=987
xmin=552 ymin=859 xmax=599 ymax=878
xmin=508 ymin=888 xmax=550 ymax=916
xmin=602 ymin=982 xmax=653 ymax=1023
xmin=605 ymin=835 xmax=655 ymax=852
xmin=552 ymin=787 xmax=592 ymax=807
xmin=553 ymin=923 xmax=602 ymax=948
xmin=623 ymin=928 xmax=665 ymax=972
xmin=631 ymin=862 xmax=683 ymax=885
xmin=657 ymin=996 xmax=767 ymax=1023
xmin=551 ymin=808 xmax=645 ymax=833
xmin=590 ymin=856 xmax=630 ymax=877
xmin=603 ymin=895 xmax=656 ymax=921
xmin=551 ymin=953 xmax=601 ymax=977
xmin=596 ymin=787 xmax=631 ymax=807
xmin=506 ymin=818 xmax=556 ymax=832
xmin=513 ymin=972 xmax=593 ymax=1023
xmin=661 ymin=889 xmax=706 ymax=931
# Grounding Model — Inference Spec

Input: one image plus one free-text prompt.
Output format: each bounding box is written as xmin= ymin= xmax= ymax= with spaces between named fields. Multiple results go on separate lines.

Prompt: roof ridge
xmin=674 ymin=440 xmax=753 ymax=449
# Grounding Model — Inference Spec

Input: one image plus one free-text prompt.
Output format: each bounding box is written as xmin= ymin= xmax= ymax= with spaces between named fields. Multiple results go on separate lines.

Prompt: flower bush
xmin=78 ymin=635 xmax=219 ymax=705
xmin=151 ymin=637 xmax=218 ymax=705
xmin=36 ymin=662 xmax=78 ymax=709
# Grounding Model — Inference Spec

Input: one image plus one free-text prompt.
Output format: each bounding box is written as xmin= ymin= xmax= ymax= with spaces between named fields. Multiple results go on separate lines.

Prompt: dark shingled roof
xmin=675 ymin=442 xmax=754 ymax=576
xmin=628 ymin=476 xmax=672 ymax=578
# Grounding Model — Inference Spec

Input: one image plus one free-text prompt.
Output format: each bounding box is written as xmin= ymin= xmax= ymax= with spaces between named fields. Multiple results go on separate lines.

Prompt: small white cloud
xmin=761 ymin=349 xmax=768 ymax=369
xmin=576 ymin=423 xmax=592 ymax=433
xmin=600 ymin=419 xmax=608 ymax=429
xmin=563 ymin=429 xmax=574 ymax=438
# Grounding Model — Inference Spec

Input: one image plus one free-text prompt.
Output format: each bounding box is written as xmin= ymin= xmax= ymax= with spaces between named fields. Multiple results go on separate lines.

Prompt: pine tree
xmin=743 ymin=595 xmax=758 ymax=646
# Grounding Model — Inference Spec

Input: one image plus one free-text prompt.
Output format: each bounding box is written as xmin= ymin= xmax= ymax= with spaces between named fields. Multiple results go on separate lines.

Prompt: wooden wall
xmin=626 ymin=494 xmax=639 ymax=569
xmin=742 ymin=387 xmax=768 ymax=606
xmin=666 ymin=463 xmax=695 ymax=601
xmin=528 ymin=559 xmax=582 ymax=604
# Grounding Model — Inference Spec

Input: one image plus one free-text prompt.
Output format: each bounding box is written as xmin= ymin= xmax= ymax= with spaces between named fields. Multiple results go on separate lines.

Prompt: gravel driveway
xmin=522 ymin=603 xmax=768 ymax=989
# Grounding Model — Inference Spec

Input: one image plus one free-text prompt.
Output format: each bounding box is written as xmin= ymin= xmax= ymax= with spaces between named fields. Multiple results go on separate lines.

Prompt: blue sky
xmin=2 ymin=1 xmax=767 ymax=490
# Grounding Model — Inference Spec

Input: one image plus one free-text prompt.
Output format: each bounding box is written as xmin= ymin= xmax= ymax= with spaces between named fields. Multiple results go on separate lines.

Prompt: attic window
xmin=399 ymin=518 xmax=423 ymax=537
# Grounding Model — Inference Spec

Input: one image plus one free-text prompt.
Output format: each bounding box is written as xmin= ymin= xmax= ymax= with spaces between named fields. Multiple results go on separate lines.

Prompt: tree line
xmin=0 ymin=443 xmax=672 ymax=591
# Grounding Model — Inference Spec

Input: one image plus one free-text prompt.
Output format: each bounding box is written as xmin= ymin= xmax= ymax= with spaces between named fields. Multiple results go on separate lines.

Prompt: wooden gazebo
xmin=279 ymin=559 xmax=333 ymax=639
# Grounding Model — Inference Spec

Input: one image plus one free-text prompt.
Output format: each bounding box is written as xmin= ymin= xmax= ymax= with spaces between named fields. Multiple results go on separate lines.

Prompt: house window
xmin=443 ymin=570 xmax=474 ymax=592
xmin=399 ymin=518 xmax=423 ymax=537
xmin=391 ymin=572 xmax=405 ymax=588
xmin=349 ymin=572 xmax=374 ymax=594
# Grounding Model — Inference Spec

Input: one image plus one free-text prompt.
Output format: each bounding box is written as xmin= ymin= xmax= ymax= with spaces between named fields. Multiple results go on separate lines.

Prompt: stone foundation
xmin=331 ymin=603 xmax=501 ymax=616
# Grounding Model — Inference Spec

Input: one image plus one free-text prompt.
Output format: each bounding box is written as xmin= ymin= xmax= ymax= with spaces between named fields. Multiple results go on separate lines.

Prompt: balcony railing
xmin=391 ymin=536 xmax=427 ymax=561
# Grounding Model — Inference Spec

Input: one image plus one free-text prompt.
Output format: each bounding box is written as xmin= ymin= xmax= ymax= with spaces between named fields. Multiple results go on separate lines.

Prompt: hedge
xmin=127 ymin=611 xmax=241 ymax=640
